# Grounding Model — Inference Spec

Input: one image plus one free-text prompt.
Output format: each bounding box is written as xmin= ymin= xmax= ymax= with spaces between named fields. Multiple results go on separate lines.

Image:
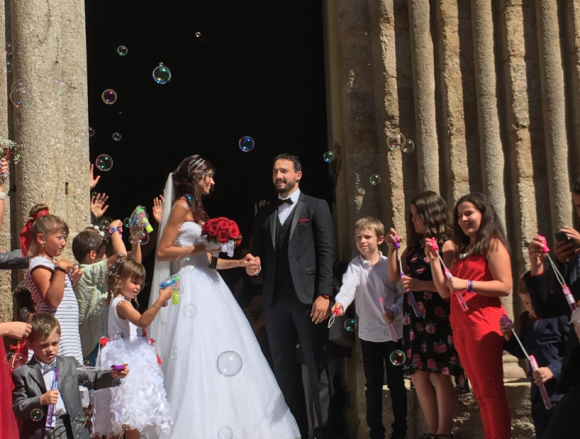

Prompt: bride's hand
xmin=238 ymin=253 xmax=255 ymax=267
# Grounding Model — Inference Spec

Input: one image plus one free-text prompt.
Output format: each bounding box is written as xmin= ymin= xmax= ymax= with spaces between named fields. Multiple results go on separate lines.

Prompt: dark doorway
xmin=85 ymin=0 xmax=331 ymax=305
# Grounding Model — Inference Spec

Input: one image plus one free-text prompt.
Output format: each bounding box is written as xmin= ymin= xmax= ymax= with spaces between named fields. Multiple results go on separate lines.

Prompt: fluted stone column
xmin=408 ymin=0 xmax=439 ymax=192
xmin=435 ymin=0 xmax=480 ymax=205
xmin=471 ymin=0 xmax=506 ymax=224
xmin=10 ymin=0 xmax=90 ymax=263
xmin=369 ymin=0 xmax=414 ymax=247
xmin=536 ymin=0 xmax=573 ymax=229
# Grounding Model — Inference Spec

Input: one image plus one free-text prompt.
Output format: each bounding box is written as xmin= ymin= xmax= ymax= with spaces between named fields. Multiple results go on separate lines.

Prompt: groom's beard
xmin=274 ymin=178 xmax=297 ymax=194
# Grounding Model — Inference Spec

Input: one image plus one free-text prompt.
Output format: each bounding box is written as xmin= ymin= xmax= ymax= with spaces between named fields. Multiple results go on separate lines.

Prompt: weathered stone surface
xmin=10 ymin=0 xmax=90 ymax=268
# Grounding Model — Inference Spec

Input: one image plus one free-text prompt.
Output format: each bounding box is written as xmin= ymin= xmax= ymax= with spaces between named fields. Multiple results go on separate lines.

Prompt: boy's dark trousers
xmin=531 ymin=389 xmax=552 ymax=439
xmin=360 ymin=339 xmax=407 ymax=439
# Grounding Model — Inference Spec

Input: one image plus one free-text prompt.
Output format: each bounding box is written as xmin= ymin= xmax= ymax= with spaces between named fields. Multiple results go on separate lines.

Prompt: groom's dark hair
xmin=273 ymin=153 xmax=302 ymax=172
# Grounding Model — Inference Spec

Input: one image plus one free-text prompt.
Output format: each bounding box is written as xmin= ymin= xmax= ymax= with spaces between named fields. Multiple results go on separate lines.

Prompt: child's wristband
xmin=467 ymin=280 xmax=473 ymax=292
xmin=109 ymin=227 xmax=122 ymax=238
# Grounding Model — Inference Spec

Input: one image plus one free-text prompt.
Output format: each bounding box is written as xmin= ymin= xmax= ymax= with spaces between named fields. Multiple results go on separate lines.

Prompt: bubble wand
xmin=45 ymin=368 xmax=60 ymax=429
xmin=427 ymin=238 xmax=469 ymax=312
xmin=327 ymin=307 xmax=341 ymax=328
xmin=537 ymin=235 xmax=578 ymax=311
xmin=502 ymin=314 xmax=552 ymax=410
xmin=160 ymin=273 xmax=181 ymax=305
xmin=378 ymin=297 xmax=398 ymax=341
xmin=393 ymin=233 xmax=422 ymax=317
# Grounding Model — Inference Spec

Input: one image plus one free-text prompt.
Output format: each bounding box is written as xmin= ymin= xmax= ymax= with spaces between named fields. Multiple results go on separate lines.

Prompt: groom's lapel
xmin=289 ymin=194 xmax=305 ymax=242
xmin=269 ymin=207 xmax=278 ymax=251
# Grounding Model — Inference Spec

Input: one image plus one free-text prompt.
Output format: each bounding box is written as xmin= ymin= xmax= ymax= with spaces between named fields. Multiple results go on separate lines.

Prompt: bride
xmin=149 ymin=155 xmax=300 ymax=439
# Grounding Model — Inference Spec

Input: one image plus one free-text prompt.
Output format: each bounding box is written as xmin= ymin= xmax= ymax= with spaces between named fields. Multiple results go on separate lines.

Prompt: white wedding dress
xmin=155 ymin=221 xmax=300 ymax=439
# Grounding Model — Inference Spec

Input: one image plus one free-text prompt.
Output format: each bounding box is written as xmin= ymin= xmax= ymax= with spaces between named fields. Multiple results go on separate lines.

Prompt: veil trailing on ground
xmin=148 ymin=173 xmax=174 ymax=351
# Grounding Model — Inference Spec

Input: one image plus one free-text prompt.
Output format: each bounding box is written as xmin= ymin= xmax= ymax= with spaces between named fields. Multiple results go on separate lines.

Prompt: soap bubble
xmin=344 ymin=318 xmax=357 ymax=332
xmin=183 ymin=304 xmax=197 ymax=318
xmin=75 ymin=428 xmax=84 ymax=438
xmin=30 ymin=408 xmax=43 ymax=421
xmin=323 ymin=151 xmax=335 ymax=163
xmin=20 ymin=307 xmax=30 ymax=321
xmin=217 ymin=351 xmax=243 ymax=376
xmin=111 ymin=331 xmax=124 ymax=340
xmin=107 ymin=264 xmax=119 ymax=276
xmin=238 ymin=136 xmax=255 ymax=152
xmin=88 ymin=127 xmax=95 ymax=137
xmin=6 ymin=352 xmax=26 ymax=370
xmin=369 ymin=174 xmax=381 ymax=186
xmin=218 ymin=426 xmax=234 ymax=439
xmin=170 ymin=347 xmax=181 ymax=361
xmin=402 ymin=139 xmax=415 ymax=153
xmin=140 ymin=233 xmax=150 ymax=245
xmin=10 ymin=88 xmax=31 ymax=108
xmin=88 ymin=238 xmax=96 ymax=249
xmin=5 ymin=59 xmax=12 ymax=73
xmin=390 ymin=350 xmax=407 ymax=366
xmin=53 ymin=79 xmax=69 ymax=96
xmin=93 ymin=300 xmax=106 ymax=315
xmin=116 ymin=253 xmax=127 ymax=264
xmin=112 ymin=132 xmax=122 ymax=141
xmin=117 ymin=45 xmax=128 ymax=56
xmin=101 ymin=89 xmax=117 ymax=105
xmin=387 ymin=133 xmax=406 ymax=151
xmin=6 ymin=42 xmax=12 ymax=56
xmin=96 ymin=154 xmax=113 ymax=171
xmin=195 ymin=32 xmax=201 ymax=38
xmin=152 ymin=63 xmax=171 ymax=84
xmin=123 ymin=218 xmax=130 ymax=227
xmin=100 ymin=218 xmax=111 ymax=229
xmin=11 ymin=81 xmax=25 ymax=91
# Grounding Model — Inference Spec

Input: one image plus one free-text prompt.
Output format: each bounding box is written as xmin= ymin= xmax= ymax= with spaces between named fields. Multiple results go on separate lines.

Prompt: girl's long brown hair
xmin=172 ymin=155 xmax=214 ymax=224
xmin=452 ymin=193 xmax=509 ymax=257
xmin=407 ymin=191 xmax=453 ymax=248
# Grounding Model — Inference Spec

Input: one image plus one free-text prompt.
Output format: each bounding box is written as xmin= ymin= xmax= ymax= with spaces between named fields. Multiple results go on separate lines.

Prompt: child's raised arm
xmin=107 ymin=219 xmax=129 ymax=266
xmin=386 ymin=228 xmax=405 ymax=282
xmin=116 ymin=287 xmax=174 ymax=329
xmin=30 ymin=259 xmax=76 ymax=308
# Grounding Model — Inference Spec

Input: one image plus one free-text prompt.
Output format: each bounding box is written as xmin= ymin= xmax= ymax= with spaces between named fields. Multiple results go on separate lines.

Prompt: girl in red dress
xmin=426 ymin=193 xmax=512 ymax=439
xmin=0 ymin=321 xmax=32 ymax=439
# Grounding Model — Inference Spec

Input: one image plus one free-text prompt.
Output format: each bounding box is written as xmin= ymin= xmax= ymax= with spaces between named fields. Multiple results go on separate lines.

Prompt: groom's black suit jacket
xmin=251 ymin=191 xmax=335 ymax=309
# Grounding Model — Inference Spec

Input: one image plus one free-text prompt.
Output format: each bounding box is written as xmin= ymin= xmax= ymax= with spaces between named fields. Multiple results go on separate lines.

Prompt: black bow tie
xmin=277 ymin=198 xmax=294 ymax=207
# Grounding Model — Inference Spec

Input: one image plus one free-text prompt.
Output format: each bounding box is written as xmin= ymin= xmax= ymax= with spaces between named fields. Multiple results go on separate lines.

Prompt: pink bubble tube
xmin=428 ymin=238 xmax=468 ymax=312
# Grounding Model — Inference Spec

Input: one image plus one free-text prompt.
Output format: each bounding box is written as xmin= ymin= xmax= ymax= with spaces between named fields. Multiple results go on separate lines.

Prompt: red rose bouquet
xmin=200 ymin=217 xmax=242 ymax=269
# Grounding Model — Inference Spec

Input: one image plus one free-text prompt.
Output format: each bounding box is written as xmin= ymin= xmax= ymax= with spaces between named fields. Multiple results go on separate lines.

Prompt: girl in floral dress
xmin=386 ymin=191 xmax=465 ymax=439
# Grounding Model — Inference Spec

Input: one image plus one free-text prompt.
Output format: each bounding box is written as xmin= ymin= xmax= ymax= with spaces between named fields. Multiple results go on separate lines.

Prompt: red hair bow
xmin=20 ymin=209 xmax=49 ymax=257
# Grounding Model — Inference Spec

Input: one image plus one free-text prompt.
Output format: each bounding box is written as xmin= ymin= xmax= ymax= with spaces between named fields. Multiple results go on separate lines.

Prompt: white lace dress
xmin=159 ymin=221 xmax=300 ymax=439
xmin=91 ymin=296 xmax=172 ymax=438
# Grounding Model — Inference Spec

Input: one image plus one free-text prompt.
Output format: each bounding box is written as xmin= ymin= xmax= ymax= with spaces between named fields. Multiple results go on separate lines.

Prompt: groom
xmin=247 ymin=153 xmax=335 ymax=439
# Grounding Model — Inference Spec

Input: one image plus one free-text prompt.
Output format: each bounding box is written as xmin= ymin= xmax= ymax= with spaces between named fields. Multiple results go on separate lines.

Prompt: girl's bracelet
xmin=54 ymin=266 xmax=67 ymax=274
xmin=467 ymin=279 xmax=473 ymax=292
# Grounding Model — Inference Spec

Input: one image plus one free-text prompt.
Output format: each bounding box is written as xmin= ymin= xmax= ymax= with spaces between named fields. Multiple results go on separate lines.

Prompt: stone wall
xmin=325 ymin=0 xmax=579 ymax=437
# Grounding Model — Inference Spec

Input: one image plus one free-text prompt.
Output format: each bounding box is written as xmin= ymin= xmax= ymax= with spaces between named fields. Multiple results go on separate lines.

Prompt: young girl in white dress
xmin=150 ymin=155 xmax=300 ymax=439
xmin=91 ymin=260 xmax=173 ymax=439
xmin=25 ymin=212 xmax=84 ymax=363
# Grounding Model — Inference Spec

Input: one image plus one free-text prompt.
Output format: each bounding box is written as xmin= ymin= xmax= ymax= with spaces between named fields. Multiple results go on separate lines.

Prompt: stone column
xmin=0 ymin=0 xmax=12 ymax=323
xmin=10 ymin=0 xmax=90 ymax=262
xmin=536 ymin=0 xmax=573 ymax=229
xmin=408 ymin=0 xmax=439 ymax=192
xmin=435 ymin=0 xmax=480 ymax=205
xmin=565 ymin=1 xmax=580 ymax=182
xmin=470 ymin=0 xmax=506 ymax=223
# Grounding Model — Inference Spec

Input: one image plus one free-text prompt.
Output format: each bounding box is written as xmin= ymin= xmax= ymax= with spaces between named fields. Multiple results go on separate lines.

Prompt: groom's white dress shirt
xmin=278 ymin=189 xmax=301 ymax=226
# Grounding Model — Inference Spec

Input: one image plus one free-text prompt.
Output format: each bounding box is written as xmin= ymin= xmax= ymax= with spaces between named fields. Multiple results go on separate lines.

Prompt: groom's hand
xmin=245 ymin=255 xmax=261 ymax=276
xmin=311 ymin=296 xmax=330 ymax=324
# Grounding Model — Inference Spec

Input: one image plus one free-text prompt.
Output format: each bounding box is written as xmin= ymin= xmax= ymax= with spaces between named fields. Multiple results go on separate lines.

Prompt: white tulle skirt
xmin=90 ymin=337 xmax=172 ymax=438
xmin=159 ymin=262 xmax=300 ymax=439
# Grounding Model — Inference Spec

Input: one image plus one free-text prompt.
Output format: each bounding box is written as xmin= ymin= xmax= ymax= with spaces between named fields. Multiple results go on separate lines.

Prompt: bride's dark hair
xmin=173 ymin=155 xmax=215 ymax=224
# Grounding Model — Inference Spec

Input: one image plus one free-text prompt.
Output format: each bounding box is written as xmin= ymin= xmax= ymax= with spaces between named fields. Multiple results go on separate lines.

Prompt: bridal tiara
xmin=188 ymin=158 xmax=205 ymax=172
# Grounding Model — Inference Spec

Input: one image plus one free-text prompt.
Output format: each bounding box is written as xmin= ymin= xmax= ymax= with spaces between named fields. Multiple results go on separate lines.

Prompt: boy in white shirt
xmin=331 ymin=217 xmax=406 ymax=439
